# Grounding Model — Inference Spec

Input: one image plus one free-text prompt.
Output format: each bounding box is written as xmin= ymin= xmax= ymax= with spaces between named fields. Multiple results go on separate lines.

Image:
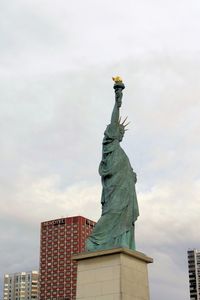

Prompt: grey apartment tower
xmin=3 ymin=271 xmax=39 ymax=300
xmin=188 ymin=249 xmax=200 ymax=300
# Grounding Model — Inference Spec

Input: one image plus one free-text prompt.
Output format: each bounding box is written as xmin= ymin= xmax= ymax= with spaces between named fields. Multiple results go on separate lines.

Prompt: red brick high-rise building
xmin=39 ymin=216 xmax=95 ymax=300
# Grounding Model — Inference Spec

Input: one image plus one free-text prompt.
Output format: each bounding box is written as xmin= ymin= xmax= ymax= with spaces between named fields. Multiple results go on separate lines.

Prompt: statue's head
xmin=104 ymin=117 xmax=129 ymax=143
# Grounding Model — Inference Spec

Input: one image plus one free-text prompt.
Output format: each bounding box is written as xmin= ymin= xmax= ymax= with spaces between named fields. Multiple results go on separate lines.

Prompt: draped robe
xmin=86 ymin=124 xmax=139 ymax=251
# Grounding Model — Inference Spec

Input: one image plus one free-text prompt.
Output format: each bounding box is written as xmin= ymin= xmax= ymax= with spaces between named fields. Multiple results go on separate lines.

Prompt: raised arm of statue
xmin=111 ymin=79 xmax=125 ymax=127
xmin=110 ymin=98 xmax=120 ymax=126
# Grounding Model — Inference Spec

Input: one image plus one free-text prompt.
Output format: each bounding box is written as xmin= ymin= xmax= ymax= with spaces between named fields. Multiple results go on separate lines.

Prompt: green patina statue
xmin=86 ymin=77 xmax=139 ymax=251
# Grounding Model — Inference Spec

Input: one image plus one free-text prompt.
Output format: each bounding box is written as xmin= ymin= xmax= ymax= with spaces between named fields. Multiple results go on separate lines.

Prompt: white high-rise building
xmin=188 ymin=249 xmax=200 ymax=300
xmin=3 ymin=271 xmax=39 ymax=300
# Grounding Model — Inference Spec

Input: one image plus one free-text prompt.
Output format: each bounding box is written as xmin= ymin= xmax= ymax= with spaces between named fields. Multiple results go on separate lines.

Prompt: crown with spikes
xmin=119 ymin=116 xmax=130 ymax=131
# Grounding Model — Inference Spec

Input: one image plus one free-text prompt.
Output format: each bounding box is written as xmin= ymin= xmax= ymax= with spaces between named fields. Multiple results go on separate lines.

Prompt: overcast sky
xmin=1 ymin=0 xmax=200 ymax=299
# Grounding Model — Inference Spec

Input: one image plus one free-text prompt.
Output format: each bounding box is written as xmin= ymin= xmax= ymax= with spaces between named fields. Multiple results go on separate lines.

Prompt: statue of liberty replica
xmin=86 ymin=77 xmax=139 ymax=251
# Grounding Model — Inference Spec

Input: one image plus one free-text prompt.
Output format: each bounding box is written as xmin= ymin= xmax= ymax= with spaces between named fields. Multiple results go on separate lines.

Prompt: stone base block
xmin=72 ymin=248 xmax=153 ymax=300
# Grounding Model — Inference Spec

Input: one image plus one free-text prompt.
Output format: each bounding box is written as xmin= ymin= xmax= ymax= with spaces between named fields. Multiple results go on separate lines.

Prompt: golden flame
xmin=112 ymin=76 xmax=123 ymax=83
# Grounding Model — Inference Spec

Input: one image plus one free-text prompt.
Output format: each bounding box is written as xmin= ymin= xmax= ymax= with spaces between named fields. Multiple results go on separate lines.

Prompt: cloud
xmin=1 ymin=0 xmax=200 ymax=78
xmin=0 ymin=174 xmax=101 ymax=225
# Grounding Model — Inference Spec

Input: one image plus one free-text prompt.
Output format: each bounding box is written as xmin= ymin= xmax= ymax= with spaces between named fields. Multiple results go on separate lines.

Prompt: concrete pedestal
xmin=72 ymin=248 xmax=153 ymax=300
